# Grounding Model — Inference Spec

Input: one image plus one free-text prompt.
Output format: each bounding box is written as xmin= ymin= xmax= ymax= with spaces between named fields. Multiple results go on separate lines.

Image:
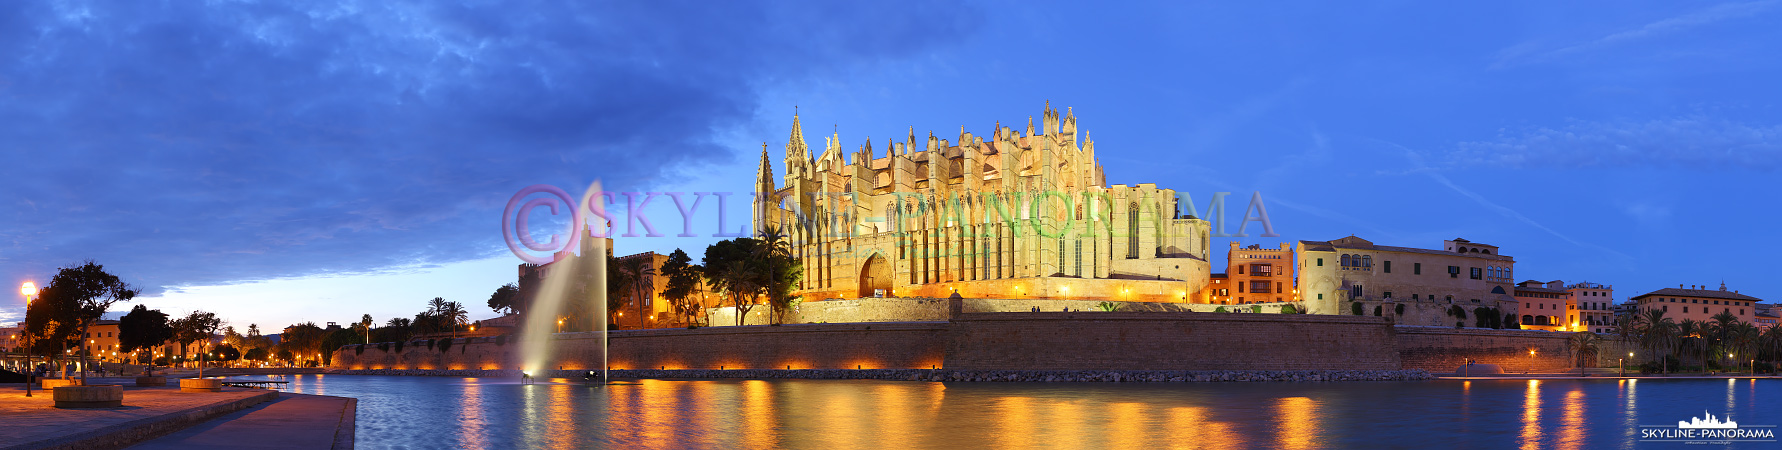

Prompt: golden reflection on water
xmin=1520 ymin=380 xmax=1542 ymax=450
xmin=1168 ymin=405 xmax=1236 ymax=450
xmin=872 ymin=384 xmax=914 ymax=449
xmin=994 ymin=396 xmax=1037 ymax=449
xmin=1556 ymin=387 xmax=1585 ymax=450
xmin=1108 ymin=402 xmax=1146 ymax=450
xmin=741 ymin=380 xmax=777 ymax=449
xmin=546 ymin=382 xmax=577 ymax=449
xmin=457 ymin=379 xmax=488 ymax=449
xmin=1275 ymin=397 xmax=1322 ymax=450
xmin=634 ymin=379 xmax=679 ymax=449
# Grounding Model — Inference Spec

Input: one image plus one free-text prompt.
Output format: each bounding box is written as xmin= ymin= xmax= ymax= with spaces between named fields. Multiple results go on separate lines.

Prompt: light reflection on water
xmin=231 ymin=375 xmax=1780 ymax=449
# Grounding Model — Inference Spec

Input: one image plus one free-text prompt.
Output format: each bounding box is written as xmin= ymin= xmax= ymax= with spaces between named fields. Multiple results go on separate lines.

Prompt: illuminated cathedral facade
xmin=753 ymin=103 xmax=1212 ymax=302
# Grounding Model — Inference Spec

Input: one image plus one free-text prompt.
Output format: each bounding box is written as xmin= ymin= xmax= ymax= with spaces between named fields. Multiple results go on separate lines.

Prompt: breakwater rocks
xmin=330 ymin=368 xmax=1432 ymax=382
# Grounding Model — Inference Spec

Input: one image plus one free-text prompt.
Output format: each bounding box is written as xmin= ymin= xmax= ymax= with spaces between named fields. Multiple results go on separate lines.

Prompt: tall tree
xmin=754 ymin=225 xmax=803 ymax=325
xmin=441 ymin=301 xmax=468 ymax=333
xmin=661 ymin=249 xmax=702 ymax=326
xmin=279 ymin=322 xmax=326 ymax=366
xmin=118 ymin=305 xmax=173 ymax=374
xmin=1638 ymin=308 xmax=1676 ymax=373
xmin=618 ymin=256 xmax=658 ymax=329
xmin=702 ymin=238 xmax=761 ymax=326
xmin=487 ymin=283 xmax=520 ymax=315
xmin=357 ymin=314 xmax=374 ymax=344
xmin=178 ymin=311 xmax=221 ymax=377
xmin=34 ymin=261 xmax=140 ymax=381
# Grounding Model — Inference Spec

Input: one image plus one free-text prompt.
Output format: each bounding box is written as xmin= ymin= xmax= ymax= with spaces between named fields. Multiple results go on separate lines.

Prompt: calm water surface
xmin=233 ymin=374 xmax=1780 ymax=449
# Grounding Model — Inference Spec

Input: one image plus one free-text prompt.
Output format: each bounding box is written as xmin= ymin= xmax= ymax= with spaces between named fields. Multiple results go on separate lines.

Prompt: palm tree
xmin=721 ymin=260 xmax=763 ymax=326
xmin=1729 ymin=323 xmax=1760 ymax=372
xmin=1678 ymin=320 xmax=1701 ymax=371
xmin=754 ymin=225 xmax=799 ymax=325
xmin=1761 ymin=326 xmax=1782 ymax=373
xmin=1568 ymin=332 xmax=1602 ymax=369
xmin=440 ymin=302 xmax=468 ymax=334
xmin=1710 ymin=311 xmax=1739 ymax=370
xmin=1638 ymin=308 xmax=1676 ymax=373
xmin=358 ymin=314 xmax=373 ymax=344
xmin=617 ymin=257 xmax=658 ymax=329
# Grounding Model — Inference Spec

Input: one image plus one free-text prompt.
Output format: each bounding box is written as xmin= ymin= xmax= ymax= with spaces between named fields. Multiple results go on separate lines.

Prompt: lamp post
xmin=19 ymin=281 xmax=36 ymax=398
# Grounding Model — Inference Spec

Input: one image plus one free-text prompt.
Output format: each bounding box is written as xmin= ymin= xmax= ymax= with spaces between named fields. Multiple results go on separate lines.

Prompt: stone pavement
xmin=0 ymin=381 xmax=276 ymax=450
xmin=126 ymin=392 xmax=355 ymax=450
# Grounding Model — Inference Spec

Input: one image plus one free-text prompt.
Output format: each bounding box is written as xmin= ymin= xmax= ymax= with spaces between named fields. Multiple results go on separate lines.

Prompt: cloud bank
xmin=0 ymin=1 xmax=976 ymax=296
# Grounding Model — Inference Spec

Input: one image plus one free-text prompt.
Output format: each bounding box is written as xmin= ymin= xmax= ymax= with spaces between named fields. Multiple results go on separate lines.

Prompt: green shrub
xmin=1351 ymin=302 xmax=1364 ymax=315
xmin=1096 ymin=302 xmax=1119 ymax=312
xmin=1639 ymin=361 xmax=1660 ymax=374
xmin=1280 ymin=305 xmax=1298 ymax=314
xmin=1455 ymin=321 xmax=1464 ymax=328
xmin=378 ymin=342 xmax=391 ymax=352
xmin=1395 ymin=303 xmax=1405 ymax=315
xmin=1502 ymin=313 xmax=1520 ymax=330
xmin=154 ymin=356 xmax=171 ymax=366
xmin=355 ymin=344 xmax=366 ymax=356
xmin=393 ymin=341 xmax=404 ymax=353
xmin=425 ymin=339 xmax=436 ymax=350
xmin=1251 ymin=305 xmax=1261 ymax=313
xmin=1215 ymin=306 xmax=1228 ymax=313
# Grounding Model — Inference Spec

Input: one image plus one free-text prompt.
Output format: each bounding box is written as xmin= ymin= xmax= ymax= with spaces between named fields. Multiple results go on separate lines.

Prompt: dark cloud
xmin=0 ymin=1 xmax=977 ymax=295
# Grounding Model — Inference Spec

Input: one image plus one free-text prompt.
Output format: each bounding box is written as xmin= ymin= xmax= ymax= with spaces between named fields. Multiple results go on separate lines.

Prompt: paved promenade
xmin=0 ymin=380 xmax=274 ymax=450
xmin=128 ymin=393 xmax=355 ymax=450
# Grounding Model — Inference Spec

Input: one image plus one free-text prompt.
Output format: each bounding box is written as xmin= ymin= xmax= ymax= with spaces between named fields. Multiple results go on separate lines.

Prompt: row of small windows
xmin=1647 ymin=305 xmax=1748 ymax=315
xmin=1340 ymin=254 xmax=1371 ymax=268
xmin=1319 ymin=256 xmax=1506 ymax=281
xmin=1368 ymin=289 xmax=1463 ymax=303
xmin=1644 ymin=297 xmax=1747 ymax=305
xmin=1520 ymin=315 xmax=1558 ymax=326
xmin=1237 ymin=281 xmax=1283 ymax=294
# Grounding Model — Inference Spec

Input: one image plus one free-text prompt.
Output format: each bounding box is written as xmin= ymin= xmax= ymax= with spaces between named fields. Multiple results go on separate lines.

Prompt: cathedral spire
xmin=785 ymin=110 xmax=810 ymax=181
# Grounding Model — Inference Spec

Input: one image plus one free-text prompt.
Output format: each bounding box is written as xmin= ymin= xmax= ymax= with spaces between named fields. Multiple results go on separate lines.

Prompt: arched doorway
xmin=859 ymin=253 xmax=892 ymax=298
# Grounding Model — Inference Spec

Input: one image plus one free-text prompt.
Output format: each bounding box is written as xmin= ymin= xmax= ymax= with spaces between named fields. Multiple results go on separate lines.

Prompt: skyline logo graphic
xmin=1678 ymin=411 xmax=1738 ymax=429
xmin=1640 ymin=410 xmax=1775 ymax=444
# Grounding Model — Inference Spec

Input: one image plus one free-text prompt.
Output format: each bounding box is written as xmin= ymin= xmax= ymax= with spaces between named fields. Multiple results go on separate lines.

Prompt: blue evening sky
xmin=3 ymin=1 xmax=1778 ymax=330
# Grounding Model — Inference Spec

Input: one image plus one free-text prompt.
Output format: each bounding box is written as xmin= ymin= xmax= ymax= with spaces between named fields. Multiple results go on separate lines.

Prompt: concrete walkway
xmin=128 ymin=393 xmax=355 ymax=450
xmin=0 ymin=383 xmax=276 ymax=450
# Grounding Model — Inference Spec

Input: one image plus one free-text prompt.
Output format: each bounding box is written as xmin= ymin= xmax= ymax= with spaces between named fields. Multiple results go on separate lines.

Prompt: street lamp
xmin=19 ymin=281 xmax=36 ymax=398
xmin=557 ymin=318 xmax=564 ymax=334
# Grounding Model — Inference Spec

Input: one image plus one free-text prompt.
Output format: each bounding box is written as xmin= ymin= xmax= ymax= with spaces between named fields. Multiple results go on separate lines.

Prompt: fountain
xmin=517 ymin=182 xmax=608 ymax=385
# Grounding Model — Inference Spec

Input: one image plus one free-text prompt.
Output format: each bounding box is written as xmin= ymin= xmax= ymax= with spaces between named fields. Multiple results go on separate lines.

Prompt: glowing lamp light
xmin=20 ymin=281 xmax=37 ymax=297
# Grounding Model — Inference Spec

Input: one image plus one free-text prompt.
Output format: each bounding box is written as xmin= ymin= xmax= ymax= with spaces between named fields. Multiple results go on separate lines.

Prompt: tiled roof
xmin=1515 ymin=285 xmax=1569 ymax=295
xmin=1630 ymin=288 xmax=1764 ymax=302
xmin=1298 ymin=239 xmax=1514 ymax=261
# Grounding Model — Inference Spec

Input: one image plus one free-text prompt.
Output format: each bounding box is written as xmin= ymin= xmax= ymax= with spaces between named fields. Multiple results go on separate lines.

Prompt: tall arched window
xmin=1127 ymin=203 xmax=1139 ymax=259
xmin=1362 ymin=255 xmax=1372 ymax=267
xmin=1342 ymin=255 xmax=1352 ymax=267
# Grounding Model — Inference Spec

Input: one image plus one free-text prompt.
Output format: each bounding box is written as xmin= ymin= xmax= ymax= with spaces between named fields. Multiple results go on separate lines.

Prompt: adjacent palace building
xmin=754 ymin=104 xmax=1213 ymax=303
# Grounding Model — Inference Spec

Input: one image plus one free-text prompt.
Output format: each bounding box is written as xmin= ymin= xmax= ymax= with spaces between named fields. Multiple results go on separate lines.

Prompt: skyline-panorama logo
xmin=1640 ymin=410 xmax=1776 ymax=444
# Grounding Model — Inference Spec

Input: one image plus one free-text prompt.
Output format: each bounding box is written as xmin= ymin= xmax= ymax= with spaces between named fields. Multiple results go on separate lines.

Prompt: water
xmin=232 ymin=375 xmax=1780 ymax=449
